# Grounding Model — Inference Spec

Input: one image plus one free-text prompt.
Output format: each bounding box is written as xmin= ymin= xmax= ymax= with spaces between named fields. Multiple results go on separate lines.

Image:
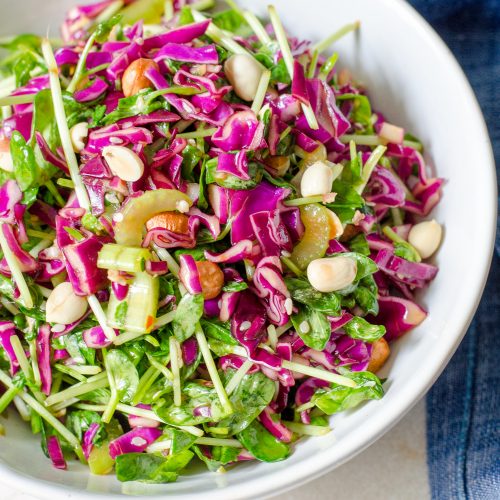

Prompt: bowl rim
xmin=0 ymin=0 xmax=497 ymax=498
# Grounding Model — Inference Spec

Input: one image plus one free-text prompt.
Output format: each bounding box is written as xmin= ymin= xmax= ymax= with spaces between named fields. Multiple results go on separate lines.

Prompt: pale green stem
xmin=282 ymin=360 xmax=356 ymax=387
xmin=0 ymin=369 xmax=85 ymax=461
xmin=177 ymin=128 xmax=217 ymax=139
xmin=169 ymin=336 xmax=182 ymax=407
xmin=41 ymin=38 xmax=91 ymax=210
xmin=147 ymin=353 xmax=173 ymax=381
xmin=196 ymin=325 xmax=233 ymax=414
xmin=243 ymin=11 xmax=271 ymax=45
xmin=10 ymin=336 xmax=33 ymax=380
xmin=355 ymin=145 xmax=387 ymax=194
xmin=0 ymin=222 xmax=33 ymax=308
xmin=0 ymin=94 xmax=36 ymax=107
xmin=192 ymin=10 xmax=250 ymax=56
xmin=224 ymin=359 xmax=253 ymax=396
xmin=312 ymin=21 xmax=360 ymax=53
xmin=284 ymin=421 xmax=331 ymax=436
xmin=251 ymin=69 xmax=271 ymax=115
xmin=44 ymin=372 xmax=109 ymax=406
xmin=45 ymin=180 xmax=65 ymax=207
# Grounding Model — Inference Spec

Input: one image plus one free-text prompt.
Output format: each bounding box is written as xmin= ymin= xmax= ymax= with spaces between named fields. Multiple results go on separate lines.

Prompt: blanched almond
xmin=69 ymin=122 xmax=89 ymax=152
xmin=307 ymin=256 xmax=357 ymax=292
xmin=102 ymin=145 xmax=144 ymax=182
xmin=408 ymin=220 xmax=442 ymax=259
xmin=145 ymin=212 xmax=189 ymax=234
xmin=326 ymin=209 xmax=344 ymax=239
xmin=196 ymin=261 xmax=224 ymax=300
xmin=224 ymin=54 xmax=263 ymax=101
xmin=46 ymin=282 xmax=88 ymax=325
xmin=300 ymin=161 xmax=335 ymax=197
xmin=122 ymin=58 xmax=159 ymax=97
xmin=367 ymin=338 xmax=390 ymax=373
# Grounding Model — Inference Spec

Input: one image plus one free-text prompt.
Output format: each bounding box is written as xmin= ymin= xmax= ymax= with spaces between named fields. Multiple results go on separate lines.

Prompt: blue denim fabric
xmin=408 ymin=1 xmax=500 ymax=499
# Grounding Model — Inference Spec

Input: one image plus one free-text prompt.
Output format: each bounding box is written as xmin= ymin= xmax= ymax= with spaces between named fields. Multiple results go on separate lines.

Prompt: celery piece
xmin=97 ymin=244 xmax=152 ymax=273
xmin=107 ymin=271 xmax=159 ymax=333
xmin=113 ymin=189 xmax=192 ymax=247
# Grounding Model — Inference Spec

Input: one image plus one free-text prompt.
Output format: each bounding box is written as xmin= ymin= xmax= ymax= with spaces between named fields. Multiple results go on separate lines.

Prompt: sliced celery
xmin=97 ymin=244 xmax=152 ymax=273
xmin=113 ymin=189 xmax=192 ymax=247
xmin=107 ymin=271 xmax=159 ymax=333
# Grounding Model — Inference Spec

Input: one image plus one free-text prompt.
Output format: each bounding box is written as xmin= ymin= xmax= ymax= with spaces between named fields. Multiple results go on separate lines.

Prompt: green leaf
xmin=341 ymin=252 xmax=378 ymax=282
xmin=205 ymin=157 xmax=262 ymax=190
xmin=394 ymin=241 xmax=421 ymax=263
xmin=197 ymin=157 xmax=209 ymax=210
xmin=64 ymin=330 xmax=96 ymax=366
xmin=212 ymin=9 xmax=247 ymax=34
xmin=290 ymin=306 xmax=331 ymax=351
xmin=312 ymin=370 xmax=384 ymax=414
xmin=285 ymin=277 xmax=341 ymax=315
xmin=102 ymin=89 xmax=166 ymax=126
xmin=173 ymin=293 xmax=204 ymax=342
xmin=326 ymin=180 xmax=366 ymax=223
xmin=200 ymin=318 xmax=238 ymax=346
xmin=181 ymin=144 xmax=203 ymax=181
xmin=237 ymin=420 xmax=290 ymax=462
xmin=105 ymin=349 xmax=140 ymax=403
xmin=216 ymin=370 xmax=275 ymax=434
xmin=348 ymin=233 xmax=370 ymax=256
xmin=271 ymin=58 xmax=291 ymax=85
xmin=222 ymin=281 xmax=248 ymax=292
xmin=350 ymin=95 xmax=373 ymax=129
xmin=170 ymin=429 xmax=197 ymax=454
xmin=66 ymin=410 xmax=106 ymax=444
xmin=94 ymin=15 xmax=122 ymax=43
xmin=343 ymin=317 xmax=385 ymax=342
xmin=10 ymin=131 xmax=38 ymax=191
xmin=115 ymin=449 xmax=194 ymax=483
xmin=353 ymin=275 xmax=379 ymax=315
xmin=153 ymin=381 xmax=224 ymax=426
xmin=178 ymin=7 xmax=195 ymax=26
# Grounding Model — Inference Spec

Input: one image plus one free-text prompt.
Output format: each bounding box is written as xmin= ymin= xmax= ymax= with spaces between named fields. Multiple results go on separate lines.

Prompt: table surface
xmin=1 ymin=400 xmax=429 ymax=500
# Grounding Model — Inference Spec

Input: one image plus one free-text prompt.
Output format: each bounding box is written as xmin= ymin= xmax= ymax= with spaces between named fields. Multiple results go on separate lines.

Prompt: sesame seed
xmin=131 ymin=437 xmax=147 ymax=447
xmin=109 ymin=137 xmax=123 ymax=145
xmin=299 ymin=321 xmax=310 ymax=333
xmin=113 ymin=212 xmax=124 ymax=223
xmin=240 ymin=321 xmax=252 ymax=331
xmin=284 ymin=298 xmax=293 ymax=315
xmin=281 ymin=250 xmax=291 ymax=257
xmin=176 ymin=200 xmax=190 ymax=213
xmin=51 ymin=323 xmax=66 ymax=333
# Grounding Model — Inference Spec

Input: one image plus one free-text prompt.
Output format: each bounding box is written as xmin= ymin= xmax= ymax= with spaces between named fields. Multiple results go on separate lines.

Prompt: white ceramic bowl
xmin=0 ymin=0 xmax=496 ymax=498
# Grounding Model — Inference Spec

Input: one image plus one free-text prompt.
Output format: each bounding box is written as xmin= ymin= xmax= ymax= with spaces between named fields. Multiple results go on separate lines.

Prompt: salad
xmin=0 ymin=0 xmax=443 ymax=483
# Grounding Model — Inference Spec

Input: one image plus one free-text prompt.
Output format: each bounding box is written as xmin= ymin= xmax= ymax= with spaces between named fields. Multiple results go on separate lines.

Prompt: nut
xmin=300 ymin=161 xmax=335 ymax=197
xmin=45 ymin=282 xmax=88 ymax=325
xmin=367 ymin=338 xmax=390 ymax=373
xmin=326 ymin=209 xmax=344 ymax=239
xmin=145 ymin=212 xmax=189 ymax=234
xmin=0 ymin=136 xmax=13 ymax=172
xmin=224 ymin=54 xmax=264 ymax=101
xmin=121 ymin=58 xmax=159 ymax=97
xmin=102 ymin=145 xmax=145 ymax=182
xmin=408 ymin=219 xmax=442 ymax=259
xmin=69 ymin=122 xmax=89 ymax=152
xmin=196 ymin=261 xmax=224 ymax=300
xmin=307 ymin=256 xmax=357 ymax=292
